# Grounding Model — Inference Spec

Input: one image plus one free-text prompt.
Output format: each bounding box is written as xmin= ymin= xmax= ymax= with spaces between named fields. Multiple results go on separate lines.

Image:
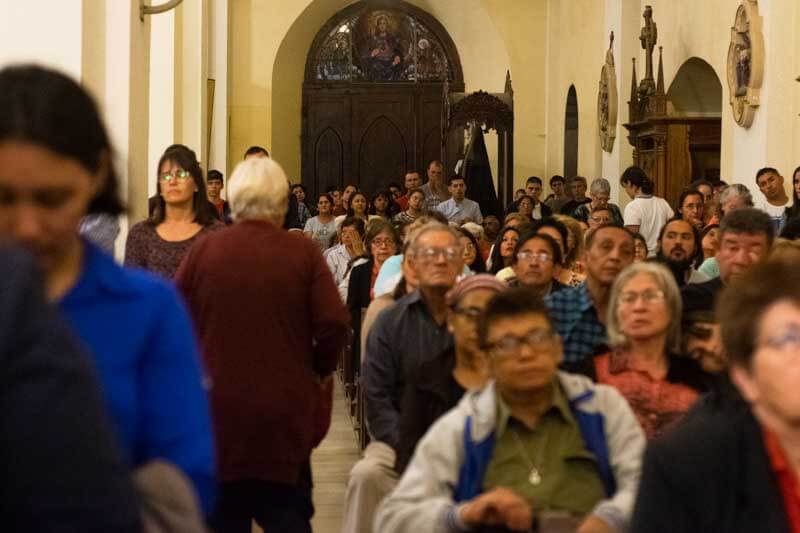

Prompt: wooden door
xmin=351 ymin=92 xmax=414 ymax=194
xmin=302 ymin=85 xmax=460 ymax=198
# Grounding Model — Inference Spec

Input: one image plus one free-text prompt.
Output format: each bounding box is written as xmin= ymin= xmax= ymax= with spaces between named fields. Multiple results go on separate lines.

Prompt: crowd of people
xmin=3 ymin=63 xmax=800 ymax=533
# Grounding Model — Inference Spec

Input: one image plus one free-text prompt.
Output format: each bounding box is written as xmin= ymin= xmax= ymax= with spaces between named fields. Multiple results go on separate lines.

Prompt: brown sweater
xmin=175 ymin=220 xmax=348 ymax=485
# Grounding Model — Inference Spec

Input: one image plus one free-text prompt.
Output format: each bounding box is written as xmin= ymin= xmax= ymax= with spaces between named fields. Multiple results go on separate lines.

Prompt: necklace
xmin=509 ymin=426 xmax=549 ymax=486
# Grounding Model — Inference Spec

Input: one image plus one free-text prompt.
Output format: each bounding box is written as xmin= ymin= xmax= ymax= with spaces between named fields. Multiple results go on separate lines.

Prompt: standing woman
xmin=125 ymin=144 xmax=222 ymax=278
xmin=303 ymin=193 xmax=337 ymax=250
xmin=0 ymin=65 xmax=214 ymax=513
xmin=488 ymin=226 xmax=520 ymax=275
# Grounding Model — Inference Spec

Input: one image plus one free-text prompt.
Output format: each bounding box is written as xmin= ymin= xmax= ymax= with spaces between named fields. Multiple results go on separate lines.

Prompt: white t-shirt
xmin=623 ymin=195 xmax=674 ymax=257
xmin=754 ymin=196 xmax=788 ymax=234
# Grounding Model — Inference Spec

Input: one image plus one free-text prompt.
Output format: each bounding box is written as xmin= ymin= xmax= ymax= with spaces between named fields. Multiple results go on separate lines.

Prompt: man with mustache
xmin=655 ymin=218 xmax=708 ymax=288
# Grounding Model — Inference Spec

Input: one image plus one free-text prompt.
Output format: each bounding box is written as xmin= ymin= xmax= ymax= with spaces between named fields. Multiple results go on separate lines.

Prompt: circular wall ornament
xmin=598 ymin=32 xmax=618 ymax=152
xmin=726 ymin=0 xmax=764 ymax=128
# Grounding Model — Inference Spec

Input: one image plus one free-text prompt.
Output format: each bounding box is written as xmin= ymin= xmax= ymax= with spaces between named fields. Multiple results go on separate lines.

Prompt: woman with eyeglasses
xmin=345 ymin=219 xmax=399 ymax=365
xmin=591 ymin=262 xmax=711 ymax=440
xmin=125 ymin=144 xmax=222 ymax=278
xmin=0 ymin=65 xmax=214 ymax=516
xmin=457 ymin=227 xmax=486 ymax=274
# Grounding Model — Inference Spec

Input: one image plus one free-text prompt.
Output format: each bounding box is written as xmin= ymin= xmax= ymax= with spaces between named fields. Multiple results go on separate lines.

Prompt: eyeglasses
xmin=160 ymin=170 xmax=191 ymax=183
xmin=760 ymin=325 xmax=800 ymax=354
xmin=485 ymin=328 xmax=557 ymax=358
xmin=414 ymin=246 xmax=461 ymax=263
xmin=516 ymin=251 xmax=552 ymax=264
xmin=371 ymin=238 xmax=395 ymax=248
xmin=452 ymin=306 xmax=483 ymax=321
xmin=618 ymin=289 xmax=665 ymax=306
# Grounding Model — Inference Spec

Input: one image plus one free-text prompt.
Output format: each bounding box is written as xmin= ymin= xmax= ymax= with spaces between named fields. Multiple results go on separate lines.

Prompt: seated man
xmin=377 ymin=288 xmax=645 ymax=533
xmin=632 ymin=259 xmax=800 ymax=532
xmin=436 ymin=175 xmax=484 ymax=224
xmin=507 ymin=231 xmax=566 ymax=297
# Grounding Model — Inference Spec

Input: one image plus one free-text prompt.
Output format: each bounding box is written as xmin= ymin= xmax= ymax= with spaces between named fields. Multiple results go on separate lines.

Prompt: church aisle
xmin=310 ymin=380 xmax=360 ymax=532
xmin=251 ymin=378 xmax=359 ymax=533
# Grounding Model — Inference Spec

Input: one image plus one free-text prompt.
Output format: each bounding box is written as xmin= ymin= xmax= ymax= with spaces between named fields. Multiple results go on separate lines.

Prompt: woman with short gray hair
xmin=572 ymin=177 xmax=623 ymax=225
xmin=590 ymin=261 xmax=710 ymax=440
xmin=175 ymin=156 xmax=349 ymax=531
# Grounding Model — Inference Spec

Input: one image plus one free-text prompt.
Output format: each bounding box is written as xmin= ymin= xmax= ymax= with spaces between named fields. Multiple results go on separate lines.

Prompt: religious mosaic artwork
xmin=312 ymin=9 xmax=450 ymax=82
xmin=598 ymin=32 xmax=618 ymax=153
xmin=726 ymin=0 xmax=764 ymax=128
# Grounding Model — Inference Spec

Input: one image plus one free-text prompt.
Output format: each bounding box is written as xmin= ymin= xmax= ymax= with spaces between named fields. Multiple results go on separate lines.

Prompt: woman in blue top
xmin=0 ymin=65 xmax=215 ymax=514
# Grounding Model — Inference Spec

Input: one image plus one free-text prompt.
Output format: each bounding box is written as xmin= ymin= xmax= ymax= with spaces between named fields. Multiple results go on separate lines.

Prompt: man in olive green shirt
xmin=376 ymin=288 xmax=645 ymax=533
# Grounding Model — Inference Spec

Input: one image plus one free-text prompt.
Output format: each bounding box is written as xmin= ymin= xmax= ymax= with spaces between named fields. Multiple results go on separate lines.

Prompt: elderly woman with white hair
xmin=572 ymin=177 xmax=624 ymax=225
xmin=588 ymin=261 xmax=711 ymax=440
xmin=175 ymin=156 xmax=349 ymax=532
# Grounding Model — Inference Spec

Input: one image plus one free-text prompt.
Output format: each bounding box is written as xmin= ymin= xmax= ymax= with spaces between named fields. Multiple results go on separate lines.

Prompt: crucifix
xmin=639 ymin=5 xmax=658 ymax=96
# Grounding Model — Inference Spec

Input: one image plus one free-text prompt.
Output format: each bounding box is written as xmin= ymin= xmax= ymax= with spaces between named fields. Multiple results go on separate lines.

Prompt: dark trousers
xmin=211 ymin=464 xmax=314 ymax=533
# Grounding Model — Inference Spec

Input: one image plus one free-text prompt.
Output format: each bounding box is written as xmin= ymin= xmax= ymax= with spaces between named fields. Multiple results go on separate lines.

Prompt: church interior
xmin=2 ymin=1 xmax=800 ymax=532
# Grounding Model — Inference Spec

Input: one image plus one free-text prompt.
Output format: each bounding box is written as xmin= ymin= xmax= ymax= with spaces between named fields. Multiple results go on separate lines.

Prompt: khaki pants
xmin=341 ymin=442 xmax=398 ymax=533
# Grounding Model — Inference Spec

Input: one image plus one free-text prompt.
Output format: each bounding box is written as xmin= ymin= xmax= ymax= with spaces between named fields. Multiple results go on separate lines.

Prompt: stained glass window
xmin=313 ymin=9 xmax=450 ymax=82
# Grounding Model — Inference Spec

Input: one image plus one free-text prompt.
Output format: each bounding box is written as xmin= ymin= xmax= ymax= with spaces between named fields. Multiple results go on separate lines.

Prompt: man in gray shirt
xmin=419 ymin=160 xmax=449 ymax=212
xmin=342 ymin=222 xmax=463 ymax=533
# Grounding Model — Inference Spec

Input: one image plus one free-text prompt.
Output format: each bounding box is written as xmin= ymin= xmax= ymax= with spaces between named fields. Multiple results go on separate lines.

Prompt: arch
xmin=304 ymin=0 xmax=464 ymax=86
xmin=314 ymin=127 xmax=344 ymax=194
xmin=358 ymin=116 xmax=407 ymax=194
xmin=564 ymin=85 xmax=579 ymax=179
xmin=667 ymin=57 xmax=722 ymax=117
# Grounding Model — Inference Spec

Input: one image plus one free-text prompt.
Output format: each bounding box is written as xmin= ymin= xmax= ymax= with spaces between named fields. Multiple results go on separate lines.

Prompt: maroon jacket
xmin=175 ymin=220 xmax=348 ymax=485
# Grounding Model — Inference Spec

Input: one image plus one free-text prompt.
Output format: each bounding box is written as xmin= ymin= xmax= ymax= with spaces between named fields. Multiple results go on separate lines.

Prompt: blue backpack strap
xmin=570 ymin=392 xmax=617 ymax=496
xmin=453 ymin=416 xmax=496 ymax=502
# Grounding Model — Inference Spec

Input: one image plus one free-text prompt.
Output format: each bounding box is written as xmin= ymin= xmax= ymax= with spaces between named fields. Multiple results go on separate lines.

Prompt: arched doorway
xmin=564 ymin=85 xmax=579 ymax=179
xmin=302 ymin=1 xmax=464 ymax=197
xmin=667 ymin=57 xmax=723 ymax=184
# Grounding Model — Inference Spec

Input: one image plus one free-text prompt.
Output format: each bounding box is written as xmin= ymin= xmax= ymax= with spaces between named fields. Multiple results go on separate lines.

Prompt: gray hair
xmin=227 ymin=157 xmax=289 ymax=222
xmin=590 ymin=178 xmax=611 ymax=195
xmin=719 ymin=183 xmax=753 ymax=207
xmin=606 ymin=262 xmax=683 ymax=354
xmin=407 ymin=222 xmax=461 ymax=252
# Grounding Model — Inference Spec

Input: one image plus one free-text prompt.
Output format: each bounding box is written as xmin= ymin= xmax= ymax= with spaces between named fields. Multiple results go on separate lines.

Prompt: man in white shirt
xmin=753 ymin=167 xmax=789 ymax=234
xmin=621 ymin=166 xmax=674 ymax=257
xmin=435 ymin=176 xmax=483 ymax=224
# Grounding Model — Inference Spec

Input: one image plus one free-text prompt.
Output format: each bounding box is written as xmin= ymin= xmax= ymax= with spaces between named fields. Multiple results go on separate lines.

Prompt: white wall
xmin=0 ymin=0 xmax=83 ymax=77
xmin=208 ymin=0 xmax=229 ymax=178
xmin=149 ymin=10 xmax=176 ymax=198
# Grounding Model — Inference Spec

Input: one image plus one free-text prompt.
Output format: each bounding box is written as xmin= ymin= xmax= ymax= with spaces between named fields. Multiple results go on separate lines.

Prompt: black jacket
xmin=0 ymin=247 xmax=141 ymax=532
xmin=395 ymin=347 xmax=465 ymax=474
xmin=631 ymin=384 xmax=791 ymax=533
xmin=347 ymin=259 xmax=374 ymax=370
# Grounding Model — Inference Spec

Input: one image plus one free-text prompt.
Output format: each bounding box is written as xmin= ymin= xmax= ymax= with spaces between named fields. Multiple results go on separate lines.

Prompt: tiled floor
xmin=252 ymin=379 xmax=360 ymax=533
